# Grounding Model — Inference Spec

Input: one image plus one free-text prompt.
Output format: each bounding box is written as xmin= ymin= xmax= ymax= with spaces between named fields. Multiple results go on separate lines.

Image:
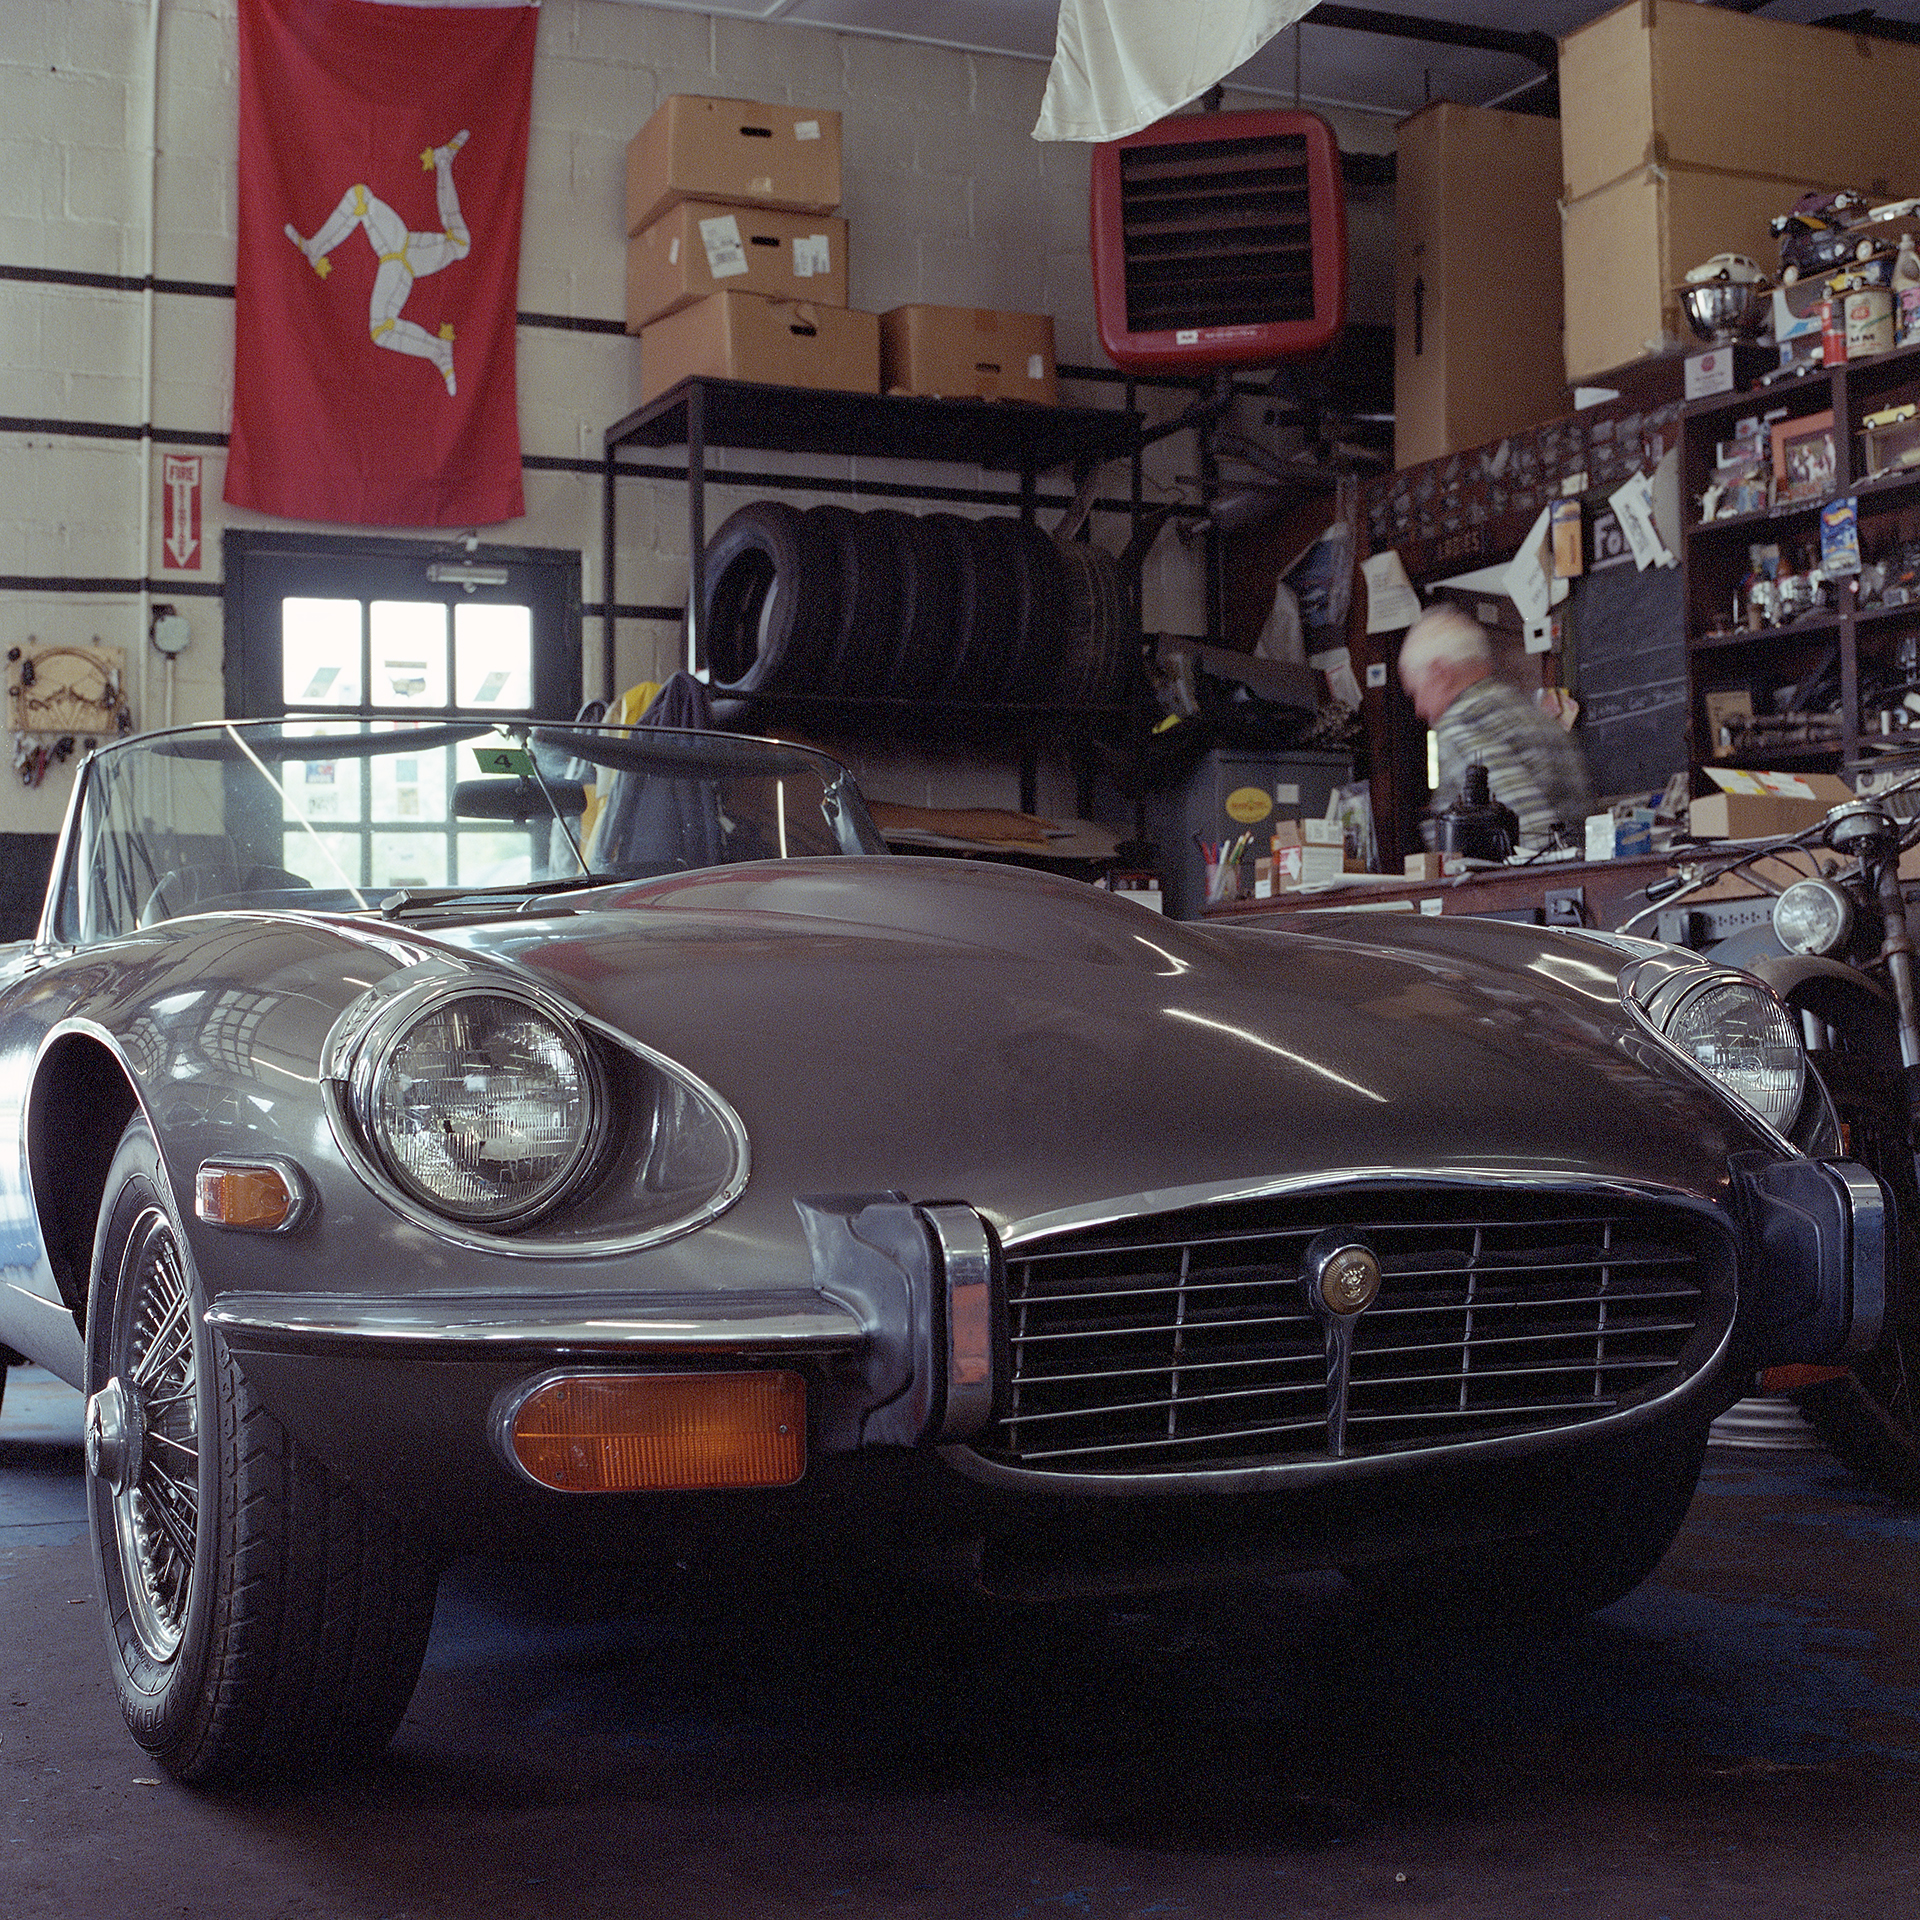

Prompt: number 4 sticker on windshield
xmin=472 ymin=745 xmax=534 ymax=776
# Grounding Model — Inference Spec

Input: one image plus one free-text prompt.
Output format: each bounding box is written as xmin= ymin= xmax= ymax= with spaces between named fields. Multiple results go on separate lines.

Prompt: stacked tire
xmin=691 ymin=501 xmax=1132 ymax=708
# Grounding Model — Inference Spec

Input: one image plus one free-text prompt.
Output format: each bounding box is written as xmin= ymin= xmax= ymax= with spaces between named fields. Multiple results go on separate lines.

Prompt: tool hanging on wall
xmin=7 ymin=638 xmax=133 ymax=787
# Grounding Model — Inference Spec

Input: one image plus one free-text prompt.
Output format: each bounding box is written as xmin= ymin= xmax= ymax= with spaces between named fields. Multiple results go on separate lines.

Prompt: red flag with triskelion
xmin=226 ymin=0 xmax=536 ymax=527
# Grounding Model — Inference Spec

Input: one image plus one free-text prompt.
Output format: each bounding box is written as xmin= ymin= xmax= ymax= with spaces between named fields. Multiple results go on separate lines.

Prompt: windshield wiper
xmin=377 ymin=872 xmax=619 ymax=919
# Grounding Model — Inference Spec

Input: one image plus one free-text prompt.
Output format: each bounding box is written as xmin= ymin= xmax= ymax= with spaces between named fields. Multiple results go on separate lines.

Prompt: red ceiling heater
xmin=1089 ymin=108 xmax=1347 ymax=371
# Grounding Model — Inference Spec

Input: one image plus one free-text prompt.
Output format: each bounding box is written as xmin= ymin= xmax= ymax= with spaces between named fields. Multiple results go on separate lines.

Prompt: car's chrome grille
xmin=977 ymin=1197 xmax=1723 ymax=1473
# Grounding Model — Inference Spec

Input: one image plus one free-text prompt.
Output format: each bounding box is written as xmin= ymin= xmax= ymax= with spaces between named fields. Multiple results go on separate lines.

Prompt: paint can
xmin=1846 ymin=286 xmax=1895 ymax=357
xmin=1821 ymin=296 xmax=1848 ymax=365
xmin=1898 ymin=285 xmax=1920 ymax=348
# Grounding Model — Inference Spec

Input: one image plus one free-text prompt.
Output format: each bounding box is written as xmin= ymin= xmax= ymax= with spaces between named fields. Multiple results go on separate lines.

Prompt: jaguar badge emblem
xmin=1314 ymin=1243 xmax=1381 ymax=1316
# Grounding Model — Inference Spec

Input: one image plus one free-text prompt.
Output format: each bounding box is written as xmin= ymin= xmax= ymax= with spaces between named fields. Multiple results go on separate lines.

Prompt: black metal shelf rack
xmin=600 ymin=375 xmax=1146 ymax=699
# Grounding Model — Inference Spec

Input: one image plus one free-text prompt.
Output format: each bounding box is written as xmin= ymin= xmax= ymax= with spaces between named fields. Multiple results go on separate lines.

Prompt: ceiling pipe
xmin=1302 ymin=6 xmax=1558 ymax=82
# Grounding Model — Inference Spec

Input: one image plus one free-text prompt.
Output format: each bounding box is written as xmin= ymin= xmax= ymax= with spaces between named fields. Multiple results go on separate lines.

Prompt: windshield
xmin=50 ymin=719 xmax=886 ymax=943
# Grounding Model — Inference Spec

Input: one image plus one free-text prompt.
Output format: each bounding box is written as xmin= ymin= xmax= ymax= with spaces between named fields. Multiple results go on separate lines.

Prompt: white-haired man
xmin=1397 ymin=606 xmax=1591 ymax=850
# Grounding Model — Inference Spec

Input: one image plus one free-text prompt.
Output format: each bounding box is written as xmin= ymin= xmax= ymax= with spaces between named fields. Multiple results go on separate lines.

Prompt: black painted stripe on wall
xmin=0 ymin=416 xmax=228 ymax=446
xmin=0 ymin=576 xmax=224 ymax=596
xmin=2 ymin=432 xmax=1104 ymax=513
xmin=0 ymin=262 xmax=1190 ymax=387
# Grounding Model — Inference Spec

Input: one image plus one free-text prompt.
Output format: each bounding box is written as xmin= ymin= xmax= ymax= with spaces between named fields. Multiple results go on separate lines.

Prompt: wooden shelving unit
xmin=1681 ymin=339 xmax=1920 ymax=774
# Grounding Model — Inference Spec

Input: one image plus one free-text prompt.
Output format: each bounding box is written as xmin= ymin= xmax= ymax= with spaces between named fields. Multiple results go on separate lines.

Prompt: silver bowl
xmin=1679 ymin=277 xmax=1770 ymax=345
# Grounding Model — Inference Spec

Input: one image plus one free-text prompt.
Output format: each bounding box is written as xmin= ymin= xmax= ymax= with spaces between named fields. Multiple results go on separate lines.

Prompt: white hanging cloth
xmin=1033 ymin=0 xmax=1313 ymax=143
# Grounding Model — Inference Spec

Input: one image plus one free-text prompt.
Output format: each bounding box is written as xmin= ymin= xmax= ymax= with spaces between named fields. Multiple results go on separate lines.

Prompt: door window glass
xmin=455 ymin=603 xmax=533 ymax=710
xmin=282 ymin=599 xmax=364 ymax=708
xmin=371 ymin=602 xmax=451 ymax=709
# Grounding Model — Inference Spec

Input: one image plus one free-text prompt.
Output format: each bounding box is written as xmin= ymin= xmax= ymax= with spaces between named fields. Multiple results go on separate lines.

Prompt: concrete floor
xmin=4 ymin=1364 xmax=1920 ymax=1919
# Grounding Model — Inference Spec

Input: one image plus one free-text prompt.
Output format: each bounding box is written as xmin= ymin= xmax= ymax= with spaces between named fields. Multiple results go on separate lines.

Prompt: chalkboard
xmin=1567 ymin=518 xmax=1689 ymax=800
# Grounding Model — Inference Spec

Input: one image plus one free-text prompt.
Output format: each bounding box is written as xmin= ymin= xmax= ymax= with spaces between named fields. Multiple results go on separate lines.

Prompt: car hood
xmin=425 ymin=858 xmax=1754 ymax=1238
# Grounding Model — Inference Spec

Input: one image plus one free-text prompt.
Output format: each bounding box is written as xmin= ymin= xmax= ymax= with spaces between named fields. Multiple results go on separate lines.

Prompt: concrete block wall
xmin=0 ymin=0 xmax=1394 ymax=837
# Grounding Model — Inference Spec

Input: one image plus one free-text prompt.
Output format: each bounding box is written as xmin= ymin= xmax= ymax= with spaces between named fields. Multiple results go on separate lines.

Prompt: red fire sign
xmin=163 ymin=454 xmax=202 ymax=570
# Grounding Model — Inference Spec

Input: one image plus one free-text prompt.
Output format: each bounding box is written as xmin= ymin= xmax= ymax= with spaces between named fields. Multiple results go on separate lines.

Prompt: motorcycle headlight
xmin=1772 ymin=877 xmax=1854 ymax=956
xmin=1659 ymin=977 xmax=1807 ymax=1133
xmin=359 ymin=990 xmax=606 ymax=1227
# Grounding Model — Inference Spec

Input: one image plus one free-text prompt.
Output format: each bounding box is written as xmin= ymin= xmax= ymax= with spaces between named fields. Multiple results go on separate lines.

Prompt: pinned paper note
xmin=1361 ymin=550 xmax=1421 ymax=633
xmin=1607 ymin=469 xmax=1676 ymax=570
xmin=1310 ymin=645 xmax=1363 ymax=711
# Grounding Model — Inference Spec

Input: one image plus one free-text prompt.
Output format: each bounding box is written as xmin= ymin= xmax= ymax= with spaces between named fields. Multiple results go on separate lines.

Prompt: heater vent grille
xmin=1119 ymin=132 xmax=1318 ymax=336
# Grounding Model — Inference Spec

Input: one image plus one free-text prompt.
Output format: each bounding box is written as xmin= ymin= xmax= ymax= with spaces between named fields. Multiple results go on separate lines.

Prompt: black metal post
xmin=686 ymin=381 xmax=707 ymax=679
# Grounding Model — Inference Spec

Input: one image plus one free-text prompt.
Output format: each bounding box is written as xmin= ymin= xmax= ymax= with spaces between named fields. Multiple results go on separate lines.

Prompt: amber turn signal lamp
xmin=1759 ymin=1364 xmax=1850 ymax=1391
xmin=195 ymin=1160 xmax=305 ymax=1232
xmin=507 ymin=1371 xmax=806 ymax=1493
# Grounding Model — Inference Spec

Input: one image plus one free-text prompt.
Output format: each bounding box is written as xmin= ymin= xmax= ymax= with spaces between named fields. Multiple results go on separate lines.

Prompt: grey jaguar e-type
xmin=0 ymin=717 xmax=1887 ymax=1784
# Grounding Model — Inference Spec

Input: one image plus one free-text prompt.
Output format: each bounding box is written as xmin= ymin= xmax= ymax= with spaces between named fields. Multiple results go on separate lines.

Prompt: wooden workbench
xmin=1205 ymin=851 xmax=1700 ymax=934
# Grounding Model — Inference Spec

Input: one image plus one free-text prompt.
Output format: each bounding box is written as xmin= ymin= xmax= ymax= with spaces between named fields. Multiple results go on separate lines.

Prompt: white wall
xmin=0 ymin=0 xmax=1395 ymax=832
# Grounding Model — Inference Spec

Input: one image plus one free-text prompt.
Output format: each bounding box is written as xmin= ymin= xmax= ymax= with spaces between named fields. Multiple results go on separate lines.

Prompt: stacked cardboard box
xmin=1559 ymin=2 xmax=1920 ymax=382
xmin=626 ymin=95 xmax=876 ymax=402
xmin=878 ymin=305 xmax=1059 ymax=405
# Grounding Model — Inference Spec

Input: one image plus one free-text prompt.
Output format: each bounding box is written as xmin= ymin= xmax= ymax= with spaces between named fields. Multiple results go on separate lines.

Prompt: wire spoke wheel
xmin=84 ymin=1114 xmax=439 ymax=1785
xmin=102 ymin=1207 xmax=200 ymax=1661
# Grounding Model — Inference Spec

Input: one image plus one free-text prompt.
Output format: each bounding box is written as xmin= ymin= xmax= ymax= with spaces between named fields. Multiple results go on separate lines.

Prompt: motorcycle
xmin=1621 ymin=782 xmax=1920 ymax=1498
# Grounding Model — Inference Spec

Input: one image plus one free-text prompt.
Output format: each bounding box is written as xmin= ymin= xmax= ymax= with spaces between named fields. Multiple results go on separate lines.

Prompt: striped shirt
xmin=1431 ymin=677 xmax=1593 ymax=850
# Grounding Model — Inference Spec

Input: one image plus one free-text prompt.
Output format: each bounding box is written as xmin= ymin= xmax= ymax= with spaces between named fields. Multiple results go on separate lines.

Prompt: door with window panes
xmin=222 ymin=530 xmax=582 ymax=898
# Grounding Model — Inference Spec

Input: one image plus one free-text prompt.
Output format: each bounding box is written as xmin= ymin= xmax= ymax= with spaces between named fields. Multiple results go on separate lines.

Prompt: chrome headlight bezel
xmin=323 ymin=970 xmax=750 ymax=1255
xmin=341 ymin=980 xmax=610 ymax=1230
xmin=1621 ymin=956 xmax=1809 ymax=1139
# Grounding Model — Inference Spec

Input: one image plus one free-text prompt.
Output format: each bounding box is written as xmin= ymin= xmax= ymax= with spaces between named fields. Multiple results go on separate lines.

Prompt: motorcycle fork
xmin=1870 ymin=856 xmax=1920 ymax=1225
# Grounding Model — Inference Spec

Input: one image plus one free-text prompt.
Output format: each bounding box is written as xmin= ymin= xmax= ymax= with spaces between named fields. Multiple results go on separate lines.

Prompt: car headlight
xmin=1772 ymin=877 xmax=1854 ymax=956
xmin=1658 ymin=977 xmax=1808 ymax=1132
xmin=326 ymin=973 xmax=750 ymax=1249
xmin=358 ymin=990 xmax=607 ymax=1227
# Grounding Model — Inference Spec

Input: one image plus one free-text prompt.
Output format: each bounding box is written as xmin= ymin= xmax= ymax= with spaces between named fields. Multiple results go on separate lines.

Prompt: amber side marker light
xmin=508 ymin=1371 xmax=807 ymax=1493
xmin=1759 ymin=1364 xmax=1850 ymax=1391
xmin=195 ymin=1160 xmax=305 ymax=1232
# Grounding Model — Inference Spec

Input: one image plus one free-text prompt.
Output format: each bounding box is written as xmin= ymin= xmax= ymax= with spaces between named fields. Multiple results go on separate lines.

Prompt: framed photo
xmin=1860 ymin=411 xmax=1920 ymax=480
xmin=1772 ymin=409 xmax=1837 ymax=502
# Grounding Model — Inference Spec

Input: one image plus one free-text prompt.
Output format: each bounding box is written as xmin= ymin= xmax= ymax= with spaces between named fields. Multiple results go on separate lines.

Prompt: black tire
xmin=929 ymin=513 xmax=1020 ymax=705
xmin=884 ymin=511 xmax=963 ymax=700
xmin=1051 ymin=535 xmax=1132 ymax=708
xmin=84 ymin=1116 xmax=437 ymax=1784
xmin=1348 ymin=1431 xmax=1708 ymax=1629
xmin=809 ymin=505 xmax=903 ymax=697
xmin=696 ymin=500 xmax=843 ymax=696
xmin=988 ymin=518 xmax=1070 ymax=704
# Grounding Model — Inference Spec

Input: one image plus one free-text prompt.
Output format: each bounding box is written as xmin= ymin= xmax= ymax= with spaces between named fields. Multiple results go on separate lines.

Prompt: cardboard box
xmin=878 ymin=305 xmax=1058 ymax=404
xmin=1562 ymin=162 xmax=1823 ymax=382
xmin=1394 ymin=102 xmax=1566 ymax=469
xmin=627 ymin=202 xmax=849 ymax=334
xmin=1276 ymin=844 xmax=1347 ymax=889
xmin=1688 ymin=771 xmax=1853 ymax=840
xmin=626 ymin=95 xmax=842 ymax=235
xmin=1560 ymin=2 xmax=1920 ymax=205
xmin=639 ymin=292 xmax=879 ymax=404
